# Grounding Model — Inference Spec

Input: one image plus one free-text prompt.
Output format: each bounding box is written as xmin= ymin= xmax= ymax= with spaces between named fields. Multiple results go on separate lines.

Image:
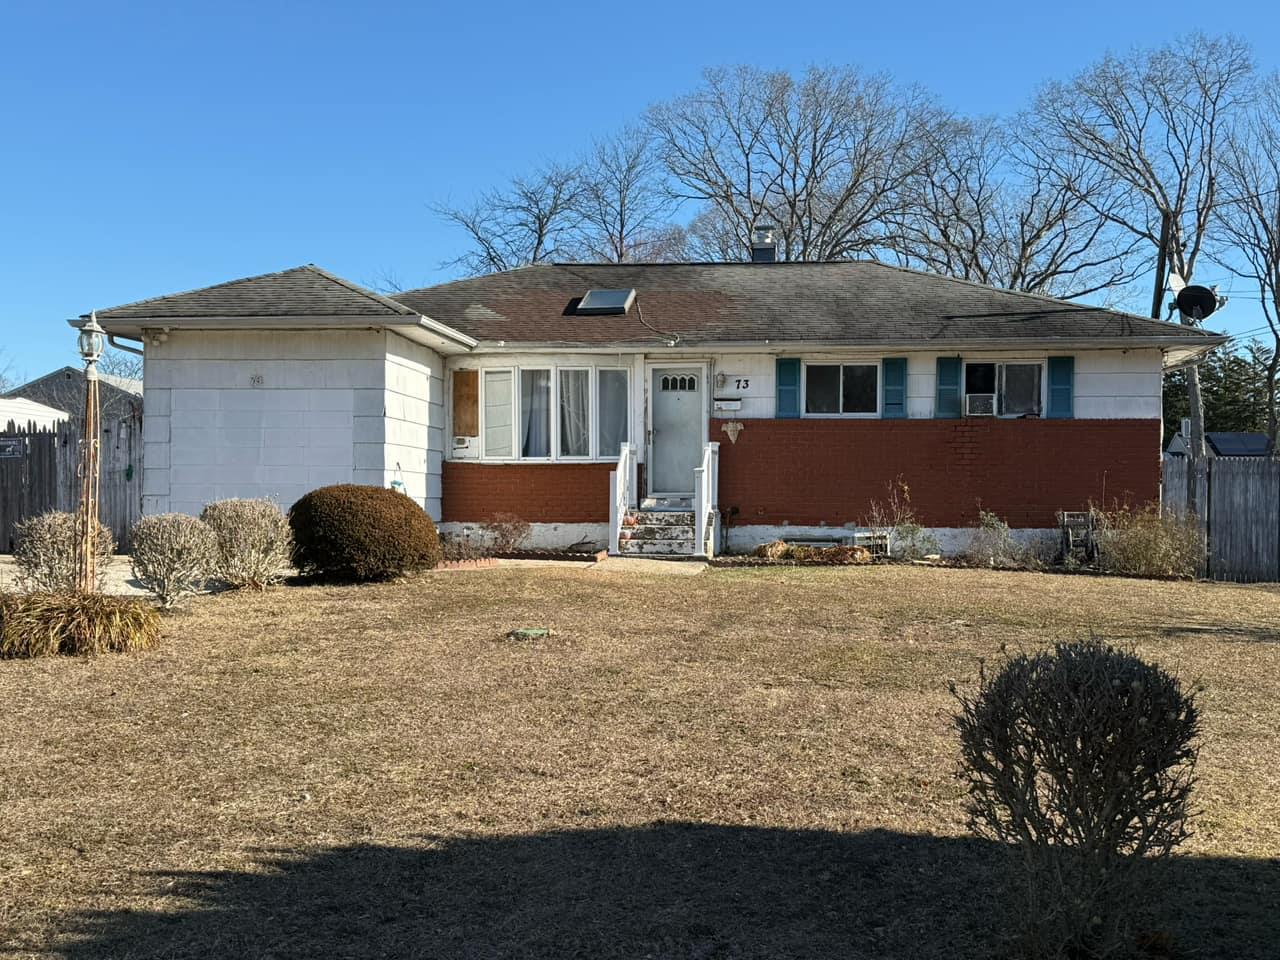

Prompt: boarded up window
xmin=453 ymin=369 xmax=479 ymax=437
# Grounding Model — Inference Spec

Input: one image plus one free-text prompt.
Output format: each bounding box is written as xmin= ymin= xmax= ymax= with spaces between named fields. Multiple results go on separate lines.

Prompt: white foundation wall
xmin=143 ymin=329 xmax=444 ymax=518
xmin=724 ymin=524 xmax=1059 ymax=558
xmin=439 ymin=521 xmax=608 ymax=552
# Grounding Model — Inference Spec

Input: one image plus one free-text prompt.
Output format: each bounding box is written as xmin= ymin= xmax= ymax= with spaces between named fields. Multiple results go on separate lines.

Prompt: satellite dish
xmin=1167 ymin=272 xmax=1187 ymax=293
xmin=1175 ymin=284 xmax=1219 ymax=319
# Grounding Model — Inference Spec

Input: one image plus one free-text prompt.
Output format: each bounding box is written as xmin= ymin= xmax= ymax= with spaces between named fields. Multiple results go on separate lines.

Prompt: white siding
xmin=142 ymin=329 xmax=445 ymax=519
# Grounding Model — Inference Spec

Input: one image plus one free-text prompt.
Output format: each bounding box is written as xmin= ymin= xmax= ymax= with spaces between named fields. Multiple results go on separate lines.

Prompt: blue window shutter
xmin=776 ymin=358 xmax=801 ymax=418
xmin=882 ymin=358 xmax=907 ymax=418
xmin=1047 ymin=356 xmax=1074 ymax=419
xmin=935 ymin=357 xmax=962 ymax=418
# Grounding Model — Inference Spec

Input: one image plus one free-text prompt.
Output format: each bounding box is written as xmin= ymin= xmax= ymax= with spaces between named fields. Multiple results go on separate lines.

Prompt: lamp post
xmin=74 ymin=312 xmax=105 ymax=593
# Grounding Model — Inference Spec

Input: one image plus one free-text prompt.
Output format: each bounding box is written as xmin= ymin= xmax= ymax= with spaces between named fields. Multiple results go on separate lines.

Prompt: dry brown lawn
xmin=1 ymin=564 xmax=1277 ymax=959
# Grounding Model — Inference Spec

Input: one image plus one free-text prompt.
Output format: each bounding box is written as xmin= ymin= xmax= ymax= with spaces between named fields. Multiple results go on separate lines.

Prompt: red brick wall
xmin=442 ymin=461 xmax=616 ymax=523
xmin=712 ymin=418 xmax=1161 ymax=528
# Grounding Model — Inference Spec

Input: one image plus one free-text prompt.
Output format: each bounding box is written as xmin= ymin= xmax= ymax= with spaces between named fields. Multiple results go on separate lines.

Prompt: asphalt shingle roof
xmin=393 ymin=261 xmax=1223 ymax=347
xmin=94 ymin=265 xmax=415 ymax=320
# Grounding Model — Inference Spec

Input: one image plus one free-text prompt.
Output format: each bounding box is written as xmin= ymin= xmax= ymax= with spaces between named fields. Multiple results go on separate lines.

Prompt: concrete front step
xmin=623 ymin=524 xmax=695 ymax=541
xmin=627 ymin=511 xmax=695 ymax=526
xmin=620 ymin=538 xmax=698 ymax=556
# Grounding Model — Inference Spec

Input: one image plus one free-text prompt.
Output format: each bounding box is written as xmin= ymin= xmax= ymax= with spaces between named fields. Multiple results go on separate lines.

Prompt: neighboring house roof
xmin=392 ymin=262 xmax=1226 ymax=357
xmin=1166 ymin=431 xmax=1271 ymax=457
xmin=93 ymin=264 xmax=416 ymax=321
xmin=4 ymin=366 xmax=143 ymax=423
xmin=0 ymin=397 xmax=69 ymax=430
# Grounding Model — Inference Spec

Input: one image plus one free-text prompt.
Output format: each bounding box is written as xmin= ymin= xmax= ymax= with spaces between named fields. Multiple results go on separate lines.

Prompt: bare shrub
xmin=750 ymin=541 xmax=871 ymax=564
xmin=482 ymin=513 xmax=532 ymax=555
xmin=1094 ymin=505 xmax=1202 ymax=579
xmin=13 ymin=511 xmax=114 ymax=593
xmin=200 ymin=498 xmax=292 ymax=589
xmin=953 ymin=640 xmax=1200 ymax=958
xmin=130 ymin=514 xmax=217 ymax=609
xmin=963 ymin=508 xmax=1027 ymax=568
xmin=862 ymin=478 xmax=938 ymax=559
xmin=441 ymin=531 xmax=487 ymax=562
xmin=1 ymin=592 xmax=161 ymax=658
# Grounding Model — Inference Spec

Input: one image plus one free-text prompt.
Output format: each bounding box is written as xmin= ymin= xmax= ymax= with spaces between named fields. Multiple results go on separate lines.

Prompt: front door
xmin=649 ymin=367 xmax=703 ymax=496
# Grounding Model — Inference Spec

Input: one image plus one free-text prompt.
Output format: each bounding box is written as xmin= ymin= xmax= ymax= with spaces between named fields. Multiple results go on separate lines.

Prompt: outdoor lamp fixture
xmin=78 ymin=312 xmax=106 ymax=368
xmin=73 ymin=311 xmax=105 ymax=593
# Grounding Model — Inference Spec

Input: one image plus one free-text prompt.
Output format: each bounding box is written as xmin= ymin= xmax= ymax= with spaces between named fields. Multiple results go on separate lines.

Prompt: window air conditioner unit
xmin=966 ymin=393 xmax=996 ymax=416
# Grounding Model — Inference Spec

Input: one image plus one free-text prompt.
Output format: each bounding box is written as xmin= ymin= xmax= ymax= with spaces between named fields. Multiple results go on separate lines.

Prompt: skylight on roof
xmin=577 ymin=289 xmax=636 ymax=315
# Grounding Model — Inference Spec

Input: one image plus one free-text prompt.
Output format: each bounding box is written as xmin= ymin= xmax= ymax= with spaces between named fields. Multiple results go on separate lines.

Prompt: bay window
xmin=465 ymin=365 xmax=629 ymax=461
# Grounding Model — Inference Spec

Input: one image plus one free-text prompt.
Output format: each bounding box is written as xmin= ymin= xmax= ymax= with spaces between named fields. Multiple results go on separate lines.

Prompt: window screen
xmin=597 ymin=369 xmax=629 ymax=458
xmin=805 ymin=365 xmax=841 ymax=414
xmin=842 ymin=365 xmax=878 ymax=414
xmin=1001 ymin=364 xmax=1042 ymax=416
xmin=483 ymin=370 xmax=513 ymax=458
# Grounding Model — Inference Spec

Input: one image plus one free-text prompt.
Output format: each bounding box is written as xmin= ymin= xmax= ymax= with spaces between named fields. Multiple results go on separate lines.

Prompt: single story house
xmin=85 ymin=245 xmax=1224 ymax=556
xmin=5 ymin=365 xmax=143 ymax=426
xmin=1166 ymin=430 xmax=1271 ymax=459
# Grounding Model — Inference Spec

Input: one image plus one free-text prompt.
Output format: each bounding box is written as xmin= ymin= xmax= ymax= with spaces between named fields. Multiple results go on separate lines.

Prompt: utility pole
xmin=1150 ymin=211 xmax=1171 ymax=321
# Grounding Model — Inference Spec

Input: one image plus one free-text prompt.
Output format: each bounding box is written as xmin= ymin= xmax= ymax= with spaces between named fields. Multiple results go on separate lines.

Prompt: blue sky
xmin=2 ymin=0 xmax=1276 ymax=378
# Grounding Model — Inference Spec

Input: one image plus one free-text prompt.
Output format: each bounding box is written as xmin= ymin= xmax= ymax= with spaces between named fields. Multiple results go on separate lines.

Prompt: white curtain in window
xmin=483 ymin=370 xmax=513 ymax=458
xmin=521 ymin=369 xmax=551 ymax=458
xmin=559 ymin=369 xmax=590 ymax=457
xmin=597 ymin=369 xmax=628 ymax=458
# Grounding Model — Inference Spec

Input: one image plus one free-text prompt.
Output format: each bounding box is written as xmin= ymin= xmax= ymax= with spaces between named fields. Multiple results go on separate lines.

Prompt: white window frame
xmin=556 ymin=366 xmax=593 ymax=461
xmin=479 ymin=367 xmax=517 ymax=460
xmin=962 ymin=359 xmax=1047 ymax=418
xmin=595 ymin=365 xmax=631 ymax=462
xmin=801 ymin=361 xmax=882 ymax=418
xmin=460 ymin=363 xmax=633 ymax=463
xmin=517 ymin=366 xmax=554 ymax=461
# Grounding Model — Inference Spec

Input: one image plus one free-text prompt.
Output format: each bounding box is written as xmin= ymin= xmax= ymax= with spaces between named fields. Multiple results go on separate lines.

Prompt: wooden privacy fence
xmin=1164 ymin=457 xmax=1280 ymax=583
xmin=0 ymin=417 xmax=143 ymax=552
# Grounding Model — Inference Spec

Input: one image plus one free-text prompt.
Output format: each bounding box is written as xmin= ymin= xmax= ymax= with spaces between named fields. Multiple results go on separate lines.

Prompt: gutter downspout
xmin=107 ymin=333 xmax=145 ymax=357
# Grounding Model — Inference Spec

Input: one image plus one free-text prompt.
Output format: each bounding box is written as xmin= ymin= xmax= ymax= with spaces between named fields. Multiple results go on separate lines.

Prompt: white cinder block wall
xmin=143 ymin=329 xmax=444 ymax=519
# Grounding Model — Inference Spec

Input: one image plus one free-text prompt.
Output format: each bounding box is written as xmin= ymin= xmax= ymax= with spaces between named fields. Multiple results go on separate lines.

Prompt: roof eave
xmin=77 ymin=313 xmax=477 ymax=355
xmin=465 ymin=334 xmax=1226 ymax=360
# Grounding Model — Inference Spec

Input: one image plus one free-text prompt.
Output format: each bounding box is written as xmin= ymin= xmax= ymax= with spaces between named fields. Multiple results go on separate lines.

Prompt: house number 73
xmin=734 ymin=378 xmax=750 ymax=389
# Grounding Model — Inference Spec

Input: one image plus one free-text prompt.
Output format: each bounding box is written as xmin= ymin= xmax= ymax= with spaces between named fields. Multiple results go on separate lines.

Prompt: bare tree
xmin=434 ymin=163 xmax=584 ymax=274
xmin=99 ymin=348 xmax=144 ymax=382
xmin=891 ymin=117 xmax=1142 ymax=299
xmin=648 ymin=65 xmax=942 ymax=261
xmin=1030 ymin=34 xmax=1255 ymax=461
xmin=0 ymin=350 xmax=16 ymax=394
xmin=1214 ymin=74 xmax=1280 ymax=453
xmin=575 ymin=127 xmax=682 ymax=262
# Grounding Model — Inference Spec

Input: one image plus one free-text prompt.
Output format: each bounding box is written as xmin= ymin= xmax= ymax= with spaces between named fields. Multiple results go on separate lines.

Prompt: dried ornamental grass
xmin=200 ymin=498 xmax=292 ymax=589
xmin=1094 ymin=505 xmax=1203 ymax=579
xmin=12 ymin=511 xmax=114 ymax=593
xmin=130 ymin=514 xmax=218 ymax=609
xmin=0 ymin=592 xmax=161 ymax=658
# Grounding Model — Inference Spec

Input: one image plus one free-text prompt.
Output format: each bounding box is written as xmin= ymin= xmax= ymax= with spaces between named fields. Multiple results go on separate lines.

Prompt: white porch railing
xmin=608 ymin=442 xmax=638 ymax=555
xmin=693 ymin=441 xmax=721 ymax=558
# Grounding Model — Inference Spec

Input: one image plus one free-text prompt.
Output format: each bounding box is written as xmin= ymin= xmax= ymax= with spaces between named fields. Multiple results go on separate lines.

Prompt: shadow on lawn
xmin=60 ymin=823 xmax=1278 ymax=960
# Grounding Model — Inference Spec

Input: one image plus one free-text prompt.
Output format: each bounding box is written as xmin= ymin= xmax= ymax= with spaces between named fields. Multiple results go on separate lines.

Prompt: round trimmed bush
xmin=288 ymin=484 xmax=442 ymax=581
